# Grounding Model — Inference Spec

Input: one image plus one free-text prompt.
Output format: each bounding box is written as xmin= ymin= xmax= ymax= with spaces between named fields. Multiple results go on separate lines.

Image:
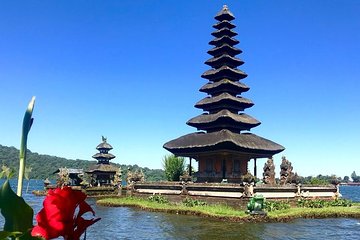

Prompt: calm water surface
xmin=2 ymin=180 xmax=360 ymax=239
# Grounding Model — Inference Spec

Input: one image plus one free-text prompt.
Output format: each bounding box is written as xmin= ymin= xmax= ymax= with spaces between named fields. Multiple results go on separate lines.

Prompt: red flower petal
xmin=77 ymin=200 xmax=95 ymax=218
xmin=73 ymin=217 xmax=101 ymax=240
xmin=32 ymin=187 xmax=99 ymax=240
xmin=31 ymin=225 xmax=50 ymax=240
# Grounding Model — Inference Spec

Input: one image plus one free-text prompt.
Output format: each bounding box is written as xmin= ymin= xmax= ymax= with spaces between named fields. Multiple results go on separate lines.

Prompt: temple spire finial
xmin=216 ymin=5 xmax=235 ymax=21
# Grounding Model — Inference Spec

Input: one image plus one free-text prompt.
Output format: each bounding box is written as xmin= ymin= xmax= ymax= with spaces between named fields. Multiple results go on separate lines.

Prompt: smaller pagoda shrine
xmin=86 ymin=136 xmax=118 ymax=187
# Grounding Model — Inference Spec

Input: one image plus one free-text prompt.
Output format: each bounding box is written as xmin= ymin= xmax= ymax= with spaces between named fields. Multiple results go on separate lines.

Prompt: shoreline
xmin=340 ymin=183 xmax=360 ymax=186
xmin=97 ymin=197 xmax=360 ymax=223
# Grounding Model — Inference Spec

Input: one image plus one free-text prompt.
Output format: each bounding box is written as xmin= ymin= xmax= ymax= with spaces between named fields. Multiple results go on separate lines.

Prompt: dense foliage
xmin=0 ymin=145 xmax=166 ymax=181
xmin=162 ymin=154 xmax=185 ymax=181
xmin=182 ymin=197 xmax=207 ymax=207
xmin=147 ymin=195 xmax=169 ymax=204
xmin=264 ymin=200 xmax=291 ymax=212
xmin=351 ymin=171 xmax=360 ymax=182
xmin=296 ymin=174 xmax=348 ymax=185
xmin=297 ymin=198 xmax=352 ymax=208
xmin=147 ymin=195 xmax=209 ymax=207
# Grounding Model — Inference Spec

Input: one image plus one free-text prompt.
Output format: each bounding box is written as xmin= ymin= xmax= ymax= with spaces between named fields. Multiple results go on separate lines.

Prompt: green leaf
xmin=17 ymin=96 xmax=36 ymax=197
xmin=0 ymin=165 xmax=15 ymax=179
xmin=0 ymin=230 xmax=23 ymax=239
xmin=0 ymin=231 xmax=43 ymax=240
xmin=0 ymin=180 xmax=34 ymax=235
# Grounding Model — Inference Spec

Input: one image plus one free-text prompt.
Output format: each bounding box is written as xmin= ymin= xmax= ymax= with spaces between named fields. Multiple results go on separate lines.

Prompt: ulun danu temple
xmin=164 ymin=5 xmax=285 ymax=183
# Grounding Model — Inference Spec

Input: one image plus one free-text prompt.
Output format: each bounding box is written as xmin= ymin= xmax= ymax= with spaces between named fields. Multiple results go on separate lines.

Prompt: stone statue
xmin=280 ymin=156 xmax=294 ymax=185
xmin=241 ymin=172 xmax=255 ymax=185
xmin=56 ymin=167 xmax=70 ymax=187
xmin=244 ymin=182 xmax=254 ymax=197
xmin=78 ymin=173 xmax=90 ymax=187
xmin=290 ymin=172 xmax=300 ymax=184
xmin=180 ymin=171 xmax=192 ymax=183
xmin=43 ymin=178 xmax=51 ymax=189
xmin=262 ymin=158 xmax=275 ymax=184
xmin=113 ymin=167 xmax=122 ymax=188
xmin=127 ymin=169 xmax=145 ymax=185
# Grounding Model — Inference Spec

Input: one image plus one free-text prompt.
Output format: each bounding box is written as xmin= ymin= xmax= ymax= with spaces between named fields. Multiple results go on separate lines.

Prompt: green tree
xmin=351 ymin=171 xmax=360 ymax=182
xmin=162 ymin=154 xmax=185 ymax=181
xmin=343 ymin=176 xmax=350 ymax=182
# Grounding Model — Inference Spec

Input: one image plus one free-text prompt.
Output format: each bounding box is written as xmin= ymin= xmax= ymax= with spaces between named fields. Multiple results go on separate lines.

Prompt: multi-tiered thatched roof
xmin=164 ymin=5 xmax=284 ymax=158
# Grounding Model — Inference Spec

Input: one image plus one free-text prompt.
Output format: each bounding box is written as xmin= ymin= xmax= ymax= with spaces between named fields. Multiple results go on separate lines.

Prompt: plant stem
xmin=17 ymin=96 xmax=35 ymax=197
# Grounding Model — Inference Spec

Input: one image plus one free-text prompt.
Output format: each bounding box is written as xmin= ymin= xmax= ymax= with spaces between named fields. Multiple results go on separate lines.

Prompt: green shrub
xmin=309 ymin=177 xmax=329 ymax=185
xmin=297 ymin=198 xmax=352 ymax=208
xmin=297 ymin=198 xmax=325 ymax=208
xmin=182 ymin=197 xmax=207 ymax=207
xmin=147 ymin=194 xmax=169 ymax=204
xmin=162 ymin=155 xmax=185 ymax=181
xmin=264 ymin=200 xmax=290 ymax=212
xmin=327 ymin=198 xmax=352 ymax=207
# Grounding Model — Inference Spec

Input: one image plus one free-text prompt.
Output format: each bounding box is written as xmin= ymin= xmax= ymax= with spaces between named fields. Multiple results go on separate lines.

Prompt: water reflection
xmin=160 ymin=214 xmax=264 ymax=240
xmin=88 ymin=205 xmax=265 ymax=240
xmin=260 ymin=218 xmax=360 ymax=240
xmin=88 ymin=202 xmax=359 ymax=240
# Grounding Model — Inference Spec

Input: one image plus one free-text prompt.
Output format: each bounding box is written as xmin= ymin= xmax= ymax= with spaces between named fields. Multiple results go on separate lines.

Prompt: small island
xmin=97 ymin=196 xmax=360 ymax=223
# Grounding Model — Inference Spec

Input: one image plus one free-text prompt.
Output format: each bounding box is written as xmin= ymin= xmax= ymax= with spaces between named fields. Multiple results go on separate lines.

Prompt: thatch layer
xmin=211 ymin=28 xmax=237 ymax=38
xmin=86 ymin=163 xmax=118 ymax=173
xmin=92 ymin=153 xmax=115 ymax=160
xmin=208 ymin=44 xmax=242 ymax=57
xmin=199 ymin=79 xmax=249 ymax=95
xmin=195 ymin=92 xmax=253 ymax=111
xmin=187 ymin=109 xmax=261 ymax=131
xmin=205 ymin=54 xmax=244 ymax=68
xmin=213 ymin=20 xmax=235 ymax=30
xmin=164 ymin=129 xmax=284 ymax=156
xmin=96 ymin=141 xmax=113 ymax=150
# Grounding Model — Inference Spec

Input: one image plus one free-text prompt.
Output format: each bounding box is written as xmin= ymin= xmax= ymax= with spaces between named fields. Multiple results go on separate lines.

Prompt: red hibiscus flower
xmin=31 ymin=186 xmax=100 ymax=240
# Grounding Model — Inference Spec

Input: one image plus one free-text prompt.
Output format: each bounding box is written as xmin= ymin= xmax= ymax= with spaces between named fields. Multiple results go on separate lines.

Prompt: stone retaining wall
xmin=131 ymin=182 xmax=338 ymax=200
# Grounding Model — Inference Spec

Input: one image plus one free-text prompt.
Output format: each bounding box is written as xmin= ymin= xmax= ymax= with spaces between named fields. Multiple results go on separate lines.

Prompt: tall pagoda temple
xmin=164 ymin=5 xmax=285 ymax=183
xmin=86 ymin=136 xmax=118 ymax=186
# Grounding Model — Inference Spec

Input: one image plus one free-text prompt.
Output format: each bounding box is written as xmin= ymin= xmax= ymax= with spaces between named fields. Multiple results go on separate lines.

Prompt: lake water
xmin=2 ymin=180 xmax=360 ymax=239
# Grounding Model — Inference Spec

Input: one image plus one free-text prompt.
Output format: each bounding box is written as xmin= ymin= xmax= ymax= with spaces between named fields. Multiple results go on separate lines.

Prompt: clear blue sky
xmin=1 ymin=1 xmax=359 ymax=178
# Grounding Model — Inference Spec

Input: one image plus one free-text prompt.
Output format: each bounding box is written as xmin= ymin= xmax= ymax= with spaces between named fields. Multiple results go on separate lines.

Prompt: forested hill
xmin=0 ymin=144 xmax=166 ymax=181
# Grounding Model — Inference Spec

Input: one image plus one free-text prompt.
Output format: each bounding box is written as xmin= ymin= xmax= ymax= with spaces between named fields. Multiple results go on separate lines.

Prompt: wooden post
xmin=254 ymin=158 xmax=257 ymax=179
xmin=189 ymin=157 xmax=192 ymax=176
